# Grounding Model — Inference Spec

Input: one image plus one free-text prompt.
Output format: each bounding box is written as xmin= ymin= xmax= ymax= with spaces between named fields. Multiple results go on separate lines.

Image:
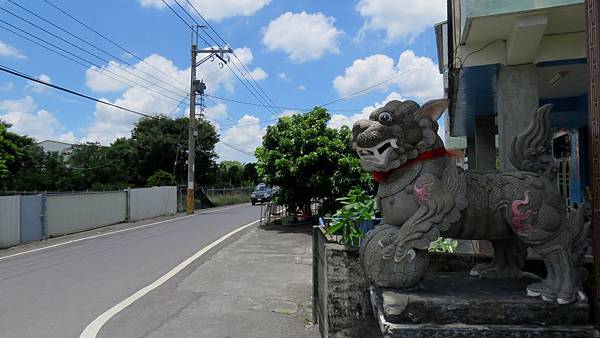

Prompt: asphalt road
xmin=0 ymin=203 xmax=259 ymax=338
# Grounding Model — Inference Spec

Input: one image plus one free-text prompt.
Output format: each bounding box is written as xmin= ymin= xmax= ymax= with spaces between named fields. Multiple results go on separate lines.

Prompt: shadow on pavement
xmin=259 ymin=222 xmax=314 ymax=235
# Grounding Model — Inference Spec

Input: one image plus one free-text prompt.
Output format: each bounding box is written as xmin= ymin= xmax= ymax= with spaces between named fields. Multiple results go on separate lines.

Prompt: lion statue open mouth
xmin=351 ymin=99 xmax=445 ymax=173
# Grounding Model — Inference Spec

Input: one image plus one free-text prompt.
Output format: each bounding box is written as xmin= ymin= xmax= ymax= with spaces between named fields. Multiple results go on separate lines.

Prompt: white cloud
xmin=0 ymin=96 xmax=37 ymax=113
xmin=333 ymin=54 xmax=396 ymax=97
xmin=356 ymin=0 xmax=446 ymax=42
xmin=396 ymin=50 xmax=443 ymax=102
xmin=82 ymin=50 xmax=265 ymax=144
xmin=437 ymin=112 xmax=446 ymax=145
xmin=85 ymin=62 xmax=130 ymax=92
xmin=0 ymin=96 xmax=76 ymax=142
xmin=297 ymin=85 xmax=306 ymax=91
xmin=328 ymin=92 xmax=405 ymax=129
xmin=249 ymin=67 xmax=268 ymax=81
xmin=0 ymin=40 xmax=26 ymax=59
xmin=277 ymin=72 xmax=289 ymax=81
xmin=25 ymin=74 xmax=52 ymax=93
xmin=86 ymin=48 xmax=265 ymax=94
xmin=139 ymin=0 xmax=271 ymax=22
xmin=204 ymin=102 xmax=228 ymax=121
xmin=85 ymin=55 xmax=189 ymax=94
xmin=332 ymin=50 xmax=443 ymax=102
xmin=279 ymin=110 xmax=298 ymax=117
xmin=262 ymin=11 xmax=343 ymax=62
xmin=0 ymin=82 xmax=14 ymax=92
xmin=216 ymin=114 xmax=264 ymax=161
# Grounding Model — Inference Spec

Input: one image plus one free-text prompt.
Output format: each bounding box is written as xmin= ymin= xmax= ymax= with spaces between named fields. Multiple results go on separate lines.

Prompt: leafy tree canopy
xmin=147 ymin=170 xmax=177 ymax=187
xmin=131 ymin=115 xmax=219 ymax=187
xmin=1 ymin=116 xmax=220 ymax=192
xmin=0 ymin=121 xmax=36 ymax=180
xmin=255 ymin=107 xmax=372 ymax=215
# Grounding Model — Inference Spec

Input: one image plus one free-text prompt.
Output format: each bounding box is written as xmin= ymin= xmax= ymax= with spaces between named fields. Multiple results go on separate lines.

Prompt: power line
xmin=204 ymin=97 xmax=242 ymax=122
xmin=49 ymin=156 xmax=118 ymax=171
xmin=227 ymin=59 xmax=281 ymax=116
xmin=181 ymin=1 xmax=282 ymax=117
xmin=320 ymin=61 xmax=429 ymax=108
xmin=224 ymin=62 xmax=280 ymax=117
xmin=205 ymin=94 xmax=363 ymax=112
xmin=184 ymin=0 xmax=222 ymax=46
xmin=0 ymin=20 xmax=184 ymax=105
xmin=171 ymin=0 xmax=212 ymax=48
xmin=219 ymin=140 xmax=255 ymax=157
xmin=169 ymin=94 xmax=189 ymax=116
xmin=42 ymin=0 xmax=190 ymax=90
xmin=183 ymin=0 xmax=282 ymax=116
xmin=0 ymin=6 xmax=187 ymax=102
xmin=161 ymin=0 xmax=193 ymax=30
xmin=218 ymin=117 xmax=278 ymax=129
xmin=0 ymin=64 xmax=157 ymax=119
xmin=4 ymin=0 xmax=188 ymax=94
xmin=163 ymin=1 xmax=281 ymax=119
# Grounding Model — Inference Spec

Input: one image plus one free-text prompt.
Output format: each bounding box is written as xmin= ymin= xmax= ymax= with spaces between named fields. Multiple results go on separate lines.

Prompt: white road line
xmin=0 ymin=203 xmax=249 ymax=262
xmin=80 ymin=219 xmax=259 ymax=338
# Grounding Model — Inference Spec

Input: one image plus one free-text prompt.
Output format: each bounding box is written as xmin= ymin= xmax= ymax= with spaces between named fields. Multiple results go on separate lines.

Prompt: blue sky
xmin=0 ymin=0 xmax=446 ymax=162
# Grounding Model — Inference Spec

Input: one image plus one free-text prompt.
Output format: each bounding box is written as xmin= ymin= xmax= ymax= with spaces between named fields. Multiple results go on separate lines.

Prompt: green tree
xmin=3 ymin=146 xmax=80 ymax=192
xmin=215 ymin=160 xmax=245 ymax=187
xmin=147 ymin=170 xmax=176 ymax=186
xmin=0 ymin=123 xmax=13 ymax=178
xmin=0 ymin=121 xmax=35 ymax=180
xmin=2 ymin=115 xmax=220 ymax=192
xmin=255 ymin=107 xmax=372 ymax=215
xmin=242 ymin=162 xmax=258 ymax=185
xmin=130 ymin=115 xmax=219 ymax=187
xmin=67 ymin=142 xmax=131 ymax=190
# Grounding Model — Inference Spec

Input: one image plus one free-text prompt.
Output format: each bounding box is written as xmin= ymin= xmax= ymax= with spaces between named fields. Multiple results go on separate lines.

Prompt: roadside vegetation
xmin=208 ymin=193 xmax=251 ymax=207
xmin=0 ymin=117 xmax=258 ymax=192
xmin=256 ymin=107 xmax=373 ymax=215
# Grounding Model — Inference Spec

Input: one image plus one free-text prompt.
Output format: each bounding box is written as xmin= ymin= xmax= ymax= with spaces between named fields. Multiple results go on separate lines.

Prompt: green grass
xmin=207 ymin=193 xmax=250 ymax=207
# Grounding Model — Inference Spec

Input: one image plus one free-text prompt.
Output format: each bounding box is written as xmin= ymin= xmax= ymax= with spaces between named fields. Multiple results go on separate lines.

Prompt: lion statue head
xmin=351 ymin=99 xmax=449 ymax=172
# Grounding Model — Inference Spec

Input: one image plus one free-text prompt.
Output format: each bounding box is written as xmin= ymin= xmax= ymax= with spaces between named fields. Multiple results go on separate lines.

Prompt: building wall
xmin=37 ymin=140 xmax=73 ymax=153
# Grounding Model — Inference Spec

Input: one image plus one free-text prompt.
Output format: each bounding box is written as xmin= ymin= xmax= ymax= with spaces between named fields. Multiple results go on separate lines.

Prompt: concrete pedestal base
xmin=370 ymin=272 xmax=593 ymax=338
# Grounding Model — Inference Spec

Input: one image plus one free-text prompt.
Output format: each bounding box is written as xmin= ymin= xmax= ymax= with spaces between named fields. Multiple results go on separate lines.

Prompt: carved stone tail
xmin=509 ymin=104 xmax=557 ymax=182
xmin=570 ymin=188 xmax=592 ymax=272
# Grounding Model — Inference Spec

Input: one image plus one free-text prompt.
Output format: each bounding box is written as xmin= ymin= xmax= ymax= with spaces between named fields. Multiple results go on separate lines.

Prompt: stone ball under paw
xmin=360 ymin=224 xmax=429 ymax=288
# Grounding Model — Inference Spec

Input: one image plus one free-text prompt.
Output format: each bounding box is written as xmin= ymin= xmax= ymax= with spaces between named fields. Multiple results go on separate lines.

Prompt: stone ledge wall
xmin=313 ymin=226 xmax=379 ymax=338
xmin=312 ymin=225 xmax=595 ymax=337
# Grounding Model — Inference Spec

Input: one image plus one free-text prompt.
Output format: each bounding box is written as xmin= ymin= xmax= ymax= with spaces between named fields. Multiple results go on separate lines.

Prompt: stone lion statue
xmin=352 ymin=99 xmax=590 ymax=305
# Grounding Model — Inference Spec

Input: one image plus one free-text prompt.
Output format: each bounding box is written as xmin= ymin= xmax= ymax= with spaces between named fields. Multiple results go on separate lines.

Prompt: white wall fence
xmin=128 ymin=186 xmax=177 ymax=221
xmin=0 ymin=196 xmax=20 ymax=248
xmin=46 ymin=191 xmax=128 ymax=237
xmin=0 ymin=186 xmax=177 ymax=249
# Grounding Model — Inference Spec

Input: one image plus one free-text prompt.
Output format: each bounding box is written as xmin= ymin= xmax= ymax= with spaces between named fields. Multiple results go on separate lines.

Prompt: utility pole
xmin=186 ymin=30 xmax=198 ymax=215
xmin=186 ymin=25 xmax=233 ymax=215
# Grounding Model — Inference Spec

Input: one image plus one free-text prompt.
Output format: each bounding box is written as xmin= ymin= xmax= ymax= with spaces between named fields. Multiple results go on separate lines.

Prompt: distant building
xmin=36 ymin=140 xmax=74 ymax=154
xmin=435 ymin=0 xmax=587 ymax=207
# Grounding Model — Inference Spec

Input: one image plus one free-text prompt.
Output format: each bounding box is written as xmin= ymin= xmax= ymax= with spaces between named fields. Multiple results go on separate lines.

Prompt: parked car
xmin=251 ymin=183 xmax=274 ymax=205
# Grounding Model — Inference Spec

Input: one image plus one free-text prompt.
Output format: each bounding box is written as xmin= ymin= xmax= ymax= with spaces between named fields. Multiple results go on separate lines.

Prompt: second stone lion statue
xmin=352 ymin=99 xmax=590 ymax=305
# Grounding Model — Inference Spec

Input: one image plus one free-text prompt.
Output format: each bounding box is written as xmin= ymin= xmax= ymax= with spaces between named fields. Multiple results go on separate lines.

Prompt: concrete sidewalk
xmin=100 ymin=222 xmax=319 ymax=337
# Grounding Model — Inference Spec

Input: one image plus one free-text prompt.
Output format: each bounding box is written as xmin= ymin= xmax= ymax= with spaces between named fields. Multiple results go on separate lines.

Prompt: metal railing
xmin=205 ymin=187 xmax=254 ymax=197
xmin=260 ymin=202 xmax=288 ymax=226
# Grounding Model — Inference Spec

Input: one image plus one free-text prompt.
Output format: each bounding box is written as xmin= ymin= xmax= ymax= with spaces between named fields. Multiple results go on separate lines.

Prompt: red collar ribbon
xmin=372 ymin=147 xmax=453 ymax=183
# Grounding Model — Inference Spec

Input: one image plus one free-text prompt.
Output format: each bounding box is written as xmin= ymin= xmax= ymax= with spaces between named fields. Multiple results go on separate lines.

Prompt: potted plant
xmin=325 ymin=187 xmax=379 ymax=247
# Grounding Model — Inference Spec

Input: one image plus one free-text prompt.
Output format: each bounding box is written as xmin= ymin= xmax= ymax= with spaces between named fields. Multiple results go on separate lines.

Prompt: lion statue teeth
xmin=353 ymin=99 xmax=590 ymax=305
